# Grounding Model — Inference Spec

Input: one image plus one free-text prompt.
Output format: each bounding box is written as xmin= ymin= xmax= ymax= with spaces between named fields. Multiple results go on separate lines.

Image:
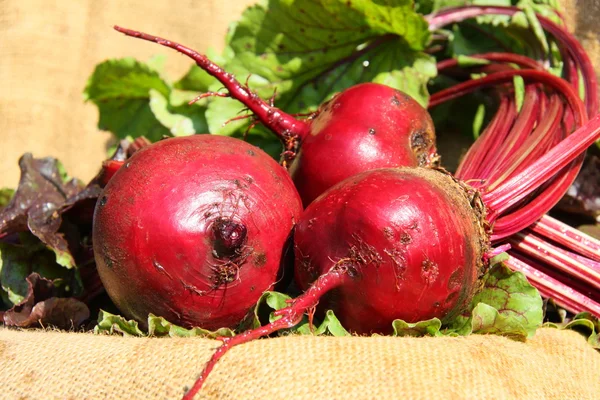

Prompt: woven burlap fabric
xmin=0 ymin=328 xmax=598 ymax=399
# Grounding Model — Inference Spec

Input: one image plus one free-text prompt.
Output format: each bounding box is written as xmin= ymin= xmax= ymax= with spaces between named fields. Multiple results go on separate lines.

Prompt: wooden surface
xmin=0 ymin=0 xmax=598 ymax=188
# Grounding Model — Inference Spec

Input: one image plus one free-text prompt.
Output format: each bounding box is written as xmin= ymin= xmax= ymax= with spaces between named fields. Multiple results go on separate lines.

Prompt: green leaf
xmin=84 ymin=58 xmax=172 ymax=141
xmin=94 ymin=99 xmax=171 ymax=142
xmin=292 ymin=41 xmax=437 ymax=111
xmin=94 ymin=310 xmax=236 ymax=338
xmin=94 ymin=310 xmax=145 ymax=336
xmin=296 ymin=309 xmax=350 ymax=336
xmin=392 ymin=318 xmax=443 ymax=337
xmin=147 ymin=314 xmax=235 ymax=338
xmin=220 ymin=0 xmax=434 ymax=116
xmin=84 ymin=58 xmax=170 ymax=101
xmin=544 ymin=313 xmax=600 ymax=349
xmin=206 ymin=95 xmax=259 ymax=137
xmin=206 ymin=39 xmax=437 ymax=143
xmin=230 ymin=0 xmax=429 ymax=81
xmin=447 ymin=262 xmax=543 ymax=339
xmin=248 ymin=291 xmax=300 ymax=328
xmin=148 ymin=90 xmax=208 ymax=136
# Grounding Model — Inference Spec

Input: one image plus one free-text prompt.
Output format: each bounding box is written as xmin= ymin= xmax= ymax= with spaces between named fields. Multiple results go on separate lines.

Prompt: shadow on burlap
xmin=0 ymin=328 xmax=598 ymax=399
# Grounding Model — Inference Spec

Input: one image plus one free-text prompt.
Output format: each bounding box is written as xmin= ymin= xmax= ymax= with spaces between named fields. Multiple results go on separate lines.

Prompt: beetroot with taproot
xmin=92 ymin=135 xmax=302 ymax=330
xmin=293 ymin=168 xmax=487 ymax=334
xmin=113 ymin=26 xmax=438 ymax=206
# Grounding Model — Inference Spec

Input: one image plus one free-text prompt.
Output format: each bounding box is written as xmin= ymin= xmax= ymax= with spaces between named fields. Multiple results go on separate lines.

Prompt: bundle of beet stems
xmin=426 ymin=5 xmax=600 ymax=316
xmin=110 ymin=5 xmax=600 ymax=399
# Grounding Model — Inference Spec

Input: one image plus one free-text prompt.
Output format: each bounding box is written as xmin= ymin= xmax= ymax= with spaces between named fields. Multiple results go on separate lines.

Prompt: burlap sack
xmin=0 ymin=327 xmax=598 ymax=399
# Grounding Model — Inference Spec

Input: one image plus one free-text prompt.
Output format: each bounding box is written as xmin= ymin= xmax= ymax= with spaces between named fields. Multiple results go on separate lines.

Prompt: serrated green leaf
xmin=94 ymin=310 xmax=236 ymax=338
xmin=147 ymin=314 xmax=235 ymax=338
xmin=230 ymin=0 xmax=429 ymax=83
xmin=94 ymin=310 xmax=145 ymax=336
xmin=392 ymin=318 xmax=443 ymax=337
xmin=216 ymin=0 xmax=434 ymax=125
xmin=250 ymin=291 xmax=349 ymax=336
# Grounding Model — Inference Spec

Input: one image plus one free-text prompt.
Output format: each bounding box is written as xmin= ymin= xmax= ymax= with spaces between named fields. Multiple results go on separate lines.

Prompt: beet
xmin=92 ymin=135 xmax=302 ymax=330
xmin=289 ymin=83 xmax=437 ymax=205
xmin=293 ymin=168 xmax=487 ymax=334
xmin=113 ymin=27 xmax=438 ymax=206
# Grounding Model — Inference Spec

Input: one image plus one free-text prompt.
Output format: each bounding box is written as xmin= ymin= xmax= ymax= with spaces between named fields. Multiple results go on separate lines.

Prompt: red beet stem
xmin=506 ymin=255 xmax=600 ymax=316
xmin=454 ymin=96 xmax=513 ymax=181
xmin=483 ymin=114 xmax=600 ymax=218
xmin=485 ymin=93 xmax=563 ymax=190
xmin=425 ymin=5 xmax=598 ymax=116
xmin=436 ymin=52 xmax=543 ymax=72
xmin=489 ymin=168 xmax=582 ymax=240
xmin=99 ymin=160 xmax=125 ymax=187
xmin=530 ymin=215 xmax=600 ymax=262
xmin=429 ymin=69 xmax=586 ymax=125
xmin=508 ymin=232 xmax=600 ymax=291
xmin=113 ymin=26 xmax=310 ymax=142
xmin=432 ymin=68 xmax=589 ymax=239
xmin=182 ymin=266 xmax=347 ymax=399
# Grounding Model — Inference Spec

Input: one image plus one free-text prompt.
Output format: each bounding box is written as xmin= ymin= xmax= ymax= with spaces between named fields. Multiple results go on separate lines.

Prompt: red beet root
xmin=93 ymin=135 xmax=302 ymax=330
xmin=183 ymin=113 xmax=600 ymax=398
xmin=113 ymin=27 xmax=437 ymax=206
xmin=289 ymin=83 xmax=437 ymax=205
xmin=293 ymin=168 xmax=488 ymax=334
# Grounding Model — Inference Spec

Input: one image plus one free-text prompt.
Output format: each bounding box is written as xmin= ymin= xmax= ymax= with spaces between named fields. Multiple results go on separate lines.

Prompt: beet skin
xmin=294 ymin=168 xmax=488 ymax=334
xmin=290 ymin=83 xmax=437 ymax=205
xmin=93 ymin=135 xmax=303 ymax=330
